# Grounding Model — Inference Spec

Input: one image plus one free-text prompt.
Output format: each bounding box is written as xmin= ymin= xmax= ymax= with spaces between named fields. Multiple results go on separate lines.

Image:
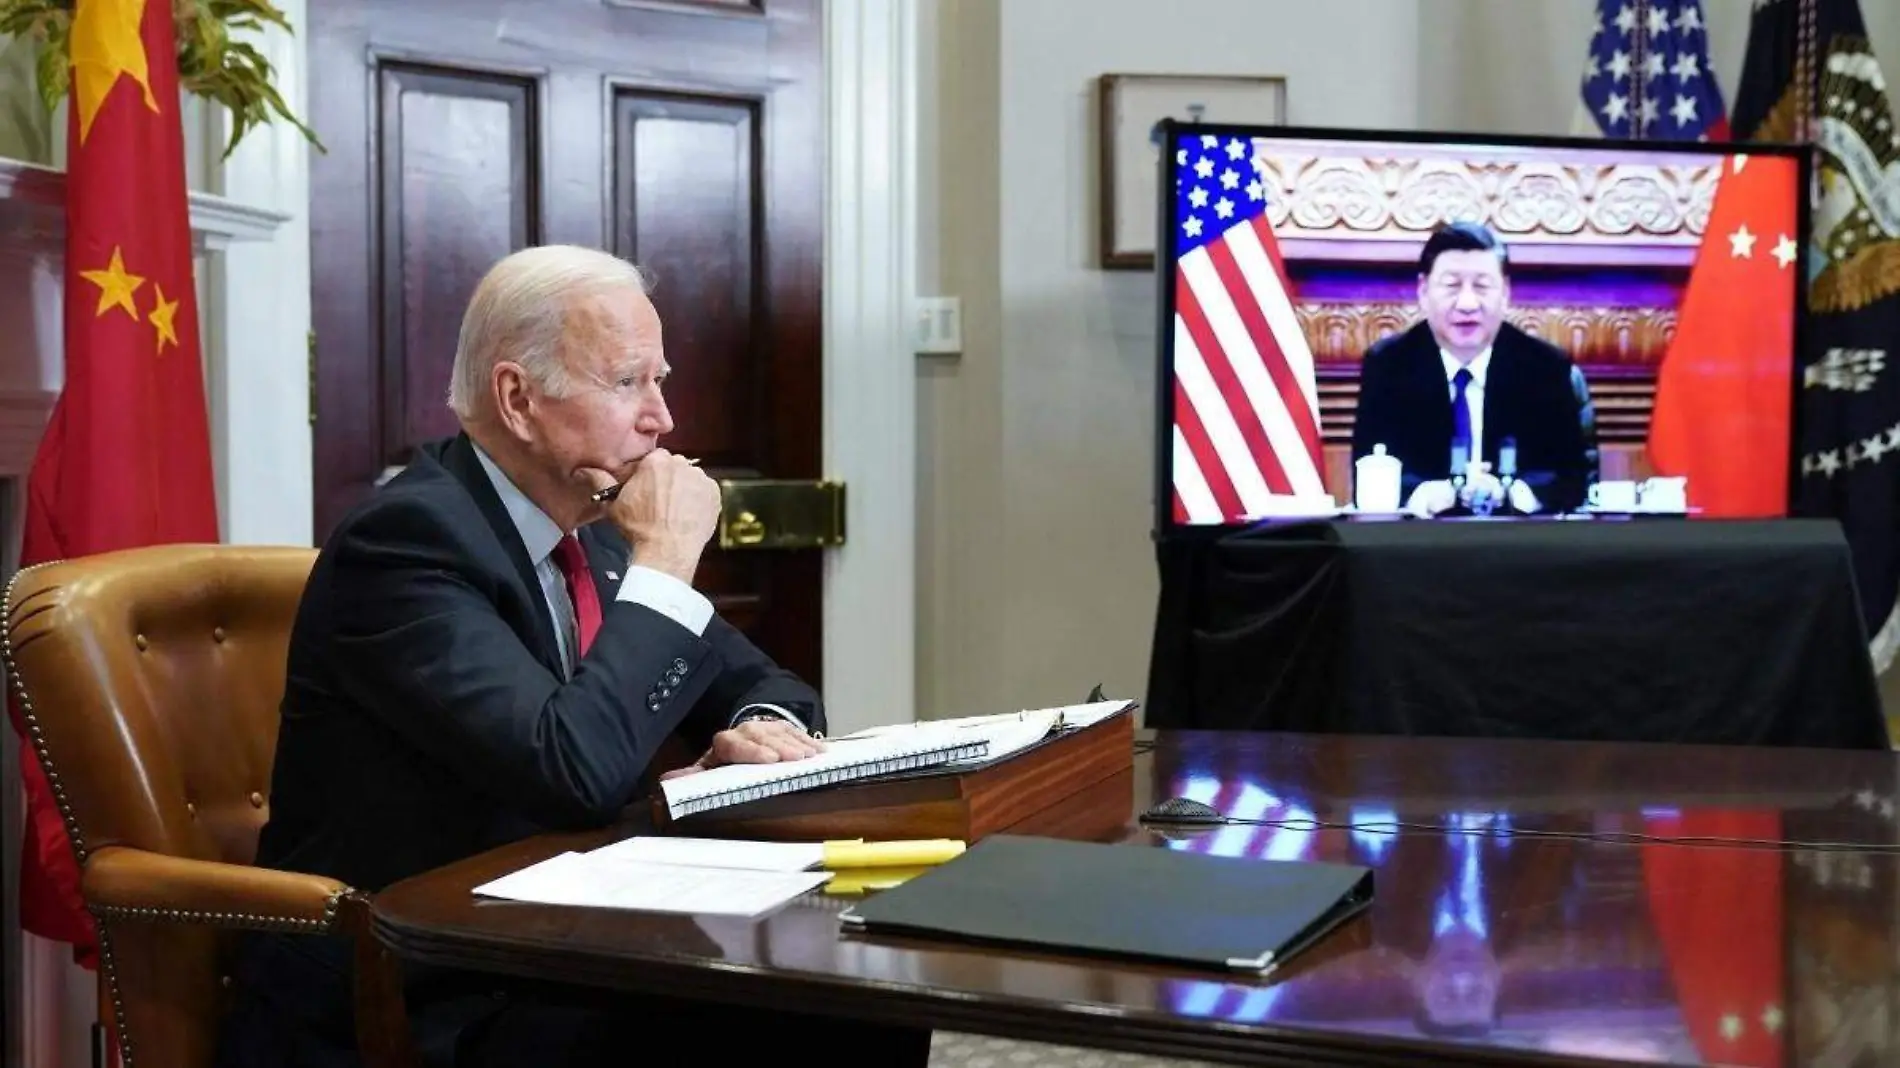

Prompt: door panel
xmin=612 ymin=92 xmax=759 ymax=465
xmin=310 ymin=0 xmax=824 ymax=682
xmin=377 ymin=65 xmax=542 ymax=458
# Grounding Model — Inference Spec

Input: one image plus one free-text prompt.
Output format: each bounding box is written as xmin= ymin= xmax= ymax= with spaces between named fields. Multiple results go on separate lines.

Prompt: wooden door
xmin=308 ymin=0 xmax=824 ymax=683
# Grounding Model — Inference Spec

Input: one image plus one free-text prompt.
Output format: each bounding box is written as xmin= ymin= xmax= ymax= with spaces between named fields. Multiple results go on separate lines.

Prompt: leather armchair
xmin=3 ymin=544 xmax=415 ymax=1068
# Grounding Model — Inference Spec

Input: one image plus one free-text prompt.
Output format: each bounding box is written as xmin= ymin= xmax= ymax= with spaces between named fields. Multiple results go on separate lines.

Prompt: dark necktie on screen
xmin=1450 ymin=367 xmax=1474 ymax=466
xmin=552 ymin=533 xmax=602 ymax=659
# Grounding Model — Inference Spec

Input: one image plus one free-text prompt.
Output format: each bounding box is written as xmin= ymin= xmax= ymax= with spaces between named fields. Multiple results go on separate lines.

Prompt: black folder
xmin=837 ymin=835 xmax=1372 ymax=976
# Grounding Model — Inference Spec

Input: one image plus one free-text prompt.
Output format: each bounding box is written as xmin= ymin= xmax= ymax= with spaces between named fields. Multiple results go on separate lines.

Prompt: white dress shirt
xmin=1438 ymin=345 xmax=1539 ymax=512
xmin=470 ymin=444 xmax=804 ymax=730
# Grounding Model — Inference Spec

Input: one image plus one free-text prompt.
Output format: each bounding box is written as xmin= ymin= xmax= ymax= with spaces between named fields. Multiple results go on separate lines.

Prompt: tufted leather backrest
xmin=5 ymin=544 xmax=319 ymax=1068
xmin=7 ymin=544 xmax=313 ymax=867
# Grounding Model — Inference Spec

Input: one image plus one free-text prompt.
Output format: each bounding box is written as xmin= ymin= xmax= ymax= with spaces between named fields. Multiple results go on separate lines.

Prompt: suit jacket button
xmin=647 ymin=695 xmax=661 ymax=712
xmin=673 ymin=658 xmax=688 ymax=672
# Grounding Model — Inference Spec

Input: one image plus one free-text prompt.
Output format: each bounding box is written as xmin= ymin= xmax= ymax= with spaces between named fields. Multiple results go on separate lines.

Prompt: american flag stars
xmin=1581 ymin=0 xmax=1727 ymax=140
xmin=1175 ymin=134 xmax=1269 ymax=257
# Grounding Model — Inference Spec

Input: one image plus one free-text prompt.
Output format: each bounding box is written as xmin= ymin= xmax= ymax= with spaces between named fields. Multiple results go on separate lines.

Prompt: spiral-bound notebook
xmin=660 ymin=729 xmax=990 ymax=819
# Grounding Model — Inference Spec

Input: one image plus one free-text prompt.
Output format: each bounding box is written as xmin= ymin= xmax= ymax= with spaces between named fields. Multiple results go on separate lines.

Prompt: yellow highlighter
xmin=823 ymin=865 xmax=936 ymax=895
xmin=821 ymin=838 xmax=966 ymax=869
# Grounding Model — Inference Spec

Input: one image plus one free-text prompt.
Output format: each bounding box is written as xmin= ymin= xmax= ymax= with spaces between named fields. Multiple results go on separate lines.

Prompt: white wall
xmin=918 ymin=0 xmax=1423 ymax=719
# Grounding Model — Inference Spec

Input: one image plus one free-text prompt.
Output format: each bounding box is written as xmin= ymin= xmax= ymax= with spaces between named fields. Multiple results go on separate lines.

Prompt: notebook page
xmin=945 ymin=712 xmax=1058 ymax=764
xmin=837 ymin=711 xmax=1025 ymax=740
xmin=659 ymin=725 xmax=980 ymax=816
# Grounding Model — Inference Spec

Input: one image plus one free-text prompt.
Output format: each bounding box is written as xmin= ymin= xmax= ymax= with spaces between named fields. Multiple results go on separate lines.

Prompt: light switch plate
xmin=914 ymin=296 xmax=962 ymax=355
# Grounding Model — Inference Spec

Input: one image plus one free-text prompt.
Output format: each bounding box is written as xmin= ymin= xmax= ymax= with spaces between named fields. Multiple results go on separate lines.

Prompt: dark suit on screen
xmin=214 ymin=434 xmax=924 ymax=1067
xmin=1350 ymin=321 xmax=1600 ymax=513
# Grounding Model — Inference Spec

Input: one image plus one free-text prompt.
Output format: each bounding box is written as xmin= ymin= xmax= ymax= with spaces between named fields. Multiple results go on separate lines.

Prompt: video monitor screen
xmin=1155 ymin=125 xmax=1807 ymax=529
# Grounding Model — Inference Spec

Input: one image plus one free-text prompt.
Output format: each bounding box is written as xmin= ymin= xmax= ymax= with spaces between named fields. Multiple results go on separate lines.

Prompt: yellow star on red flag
xmin=148 ymin=283 xmax=179 ymax=352
xmin=71 ymin=0 xmax=159 ymax=145
xmin=79 ymin=246 xmax=144 ymax=321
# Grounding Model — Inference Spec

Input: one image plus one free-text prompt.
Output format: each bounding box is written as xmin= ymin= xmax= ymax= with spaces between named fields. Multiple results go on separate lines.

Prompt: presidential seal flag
xmin=1734 ymin=0 xmax=1900 ymax=672
xmin=7 ymin=0 xmax=221 ymax=973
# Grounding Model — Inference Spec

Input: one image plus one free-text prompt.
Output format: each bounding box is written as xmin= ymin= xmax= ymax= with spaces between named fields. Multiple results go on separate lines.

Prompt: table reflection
xmin=374 ymin=732 xmax=1900 ymax=1067
xmin=1153 ymin=771 xmax=1818 ymax=1066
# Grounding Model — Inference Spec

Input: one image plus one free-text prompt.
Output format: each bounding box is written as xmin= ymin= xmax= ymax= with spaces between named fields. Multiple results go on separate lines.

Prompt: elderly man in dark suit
xmin=217 ymin=245 xmax=931 ymax=1067
xmin=1350 ymin=222 xmax=1599 ymax=516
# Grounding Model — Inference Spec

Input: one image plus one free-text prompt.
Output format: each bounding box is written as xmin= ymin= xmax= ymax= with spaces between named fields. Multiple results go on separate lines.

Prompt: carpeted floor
xmin=929 ymin=1033 xmax=1215 ymax=1067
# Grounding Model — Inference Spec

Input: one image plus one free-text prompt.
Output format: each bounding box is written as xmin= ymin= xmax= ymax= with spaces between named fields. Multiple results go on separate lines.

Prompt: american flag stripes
xmin=1170 ymin=132 xmax=1325 ymax=525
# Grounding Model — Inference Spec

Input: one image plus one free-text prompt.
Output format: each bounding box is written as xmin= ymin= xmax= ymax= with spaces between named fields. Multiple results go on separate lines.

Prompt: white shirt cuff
xmin=732 ymin=703 xmax=808 ymax=732
xmin=1509 ymin=480 xmax=1542 ymax=514
xmin=615 ymin=565 xmax=713 ymax=636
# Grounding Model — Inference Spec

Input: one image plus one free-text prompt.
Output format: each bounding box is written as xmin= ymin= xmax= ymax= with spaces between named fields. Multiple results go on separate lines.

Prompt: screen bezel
xmin=1150 ymin=121 xmax=1815 ymax=537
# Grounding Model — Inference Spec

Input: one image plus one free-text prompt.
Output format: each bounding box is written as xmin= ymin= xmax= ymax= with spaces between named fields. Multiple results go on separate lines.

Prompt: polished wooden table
xmin=373 ymin=731 xmax=1900 ymax=1066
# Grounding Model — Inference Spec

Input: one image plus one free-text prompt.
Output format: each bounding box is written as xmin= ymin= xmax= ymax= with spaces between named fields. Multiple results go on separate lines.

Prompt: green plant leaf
xmin=0 ymin=0 xmax=321 ymax=154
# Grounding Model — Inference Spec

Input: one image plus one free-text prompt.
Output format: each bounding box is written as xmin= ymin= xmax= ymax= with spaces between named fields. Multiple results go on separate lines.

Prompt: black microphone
xmin=1498 ymin=437 xmax=1519 ymax=513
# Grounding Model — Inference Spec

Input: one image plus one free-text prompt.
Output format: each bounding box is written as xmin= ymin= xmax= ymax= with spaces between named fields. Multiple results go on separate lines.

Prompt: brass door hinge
xmin=307 ymin=330 xmax=318 ymax=427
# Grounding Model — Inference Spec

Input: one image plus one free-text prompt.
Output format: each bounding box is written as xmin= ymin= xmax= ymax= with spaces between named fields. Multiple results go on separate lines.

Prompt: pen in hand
xmin=591 ymin=456 xmax=701 ymax=502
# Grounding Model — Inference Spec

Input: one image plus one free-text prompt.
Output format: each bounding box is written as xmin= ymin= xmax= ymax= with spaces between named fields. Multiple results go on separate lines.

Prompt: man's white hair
xmin=447 ymin=244 xmax=653 ymax=420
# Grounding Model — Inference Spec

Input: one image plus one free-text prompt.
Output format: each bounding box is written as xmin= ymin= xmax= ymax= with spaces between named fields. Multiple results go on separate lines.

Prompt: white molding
xmin=0 ymin=156 xmax=290 ymax=250
xmin=201 ymin=0 xmax=313 ymax=547
xmin=821 ymin=0 xmax=920 ymax=735
xmin=0 ymin=387 xmax=55 ymax=478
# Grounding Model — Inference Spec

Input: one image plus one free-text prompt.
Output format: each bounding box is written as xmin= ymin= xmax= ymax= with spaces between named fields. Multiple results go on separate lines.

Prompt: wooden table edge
xmin=369 ymin=907 xmax=1656 ymax=1068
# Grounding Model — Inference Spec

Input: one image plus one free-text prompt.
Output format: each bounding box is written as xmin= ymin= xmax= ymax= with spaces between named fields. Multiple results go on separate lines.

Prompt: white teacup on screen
xmin=1639 ymin=475 xmax=1687 ymax=513
xmin=1354 ymin=444 xmax=1402 ymax=512
xmin=1588 ymin=480 xmax=1638 ymax=511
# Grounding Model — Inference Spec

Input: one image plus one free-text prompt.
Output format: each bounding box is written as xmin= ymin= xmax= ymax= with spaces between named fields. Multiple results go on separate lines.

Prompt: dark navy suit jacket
xmin=217 ymin=432 xmax=821 ymax=1068
xmin=1350 ymin=321 xmax=1599 ymax=513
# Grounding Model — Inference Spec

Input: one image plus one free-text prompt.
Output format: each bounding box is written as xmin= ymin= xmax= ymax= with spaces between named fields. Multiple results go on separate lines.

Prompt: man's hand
xmin=1406 ymin=480 xmax=1458 ymax=518
xmin=1507 ymin=479 xmax=1542 ymax=514
xmin=659 ymin=719 xmax=826 ymax=781
xmin=1460 ymin=463 xmax=1505 ymax=512
xmin=585 ymin=449 xmax=721 ymax=584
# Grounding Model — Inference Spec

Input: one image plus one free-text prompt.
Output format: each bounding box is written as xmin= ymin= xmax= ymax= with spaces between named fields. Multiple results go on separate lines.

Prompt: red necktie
xmin=551 ymin=534 xmax=602 ymax=659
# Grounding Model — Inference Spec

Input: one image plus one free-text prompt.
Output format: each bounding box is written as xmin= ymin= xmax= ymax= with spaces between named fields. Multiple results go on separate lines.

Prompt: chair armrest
xmin=82 ymin=845 xmax=356 ymax=934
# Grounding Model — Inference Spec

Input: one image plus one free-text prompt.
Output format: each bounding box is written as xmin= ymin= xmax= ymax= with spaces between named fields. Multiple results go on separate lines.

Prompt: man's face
xmin=523 ymin=290 xmax=675 ymax=495
xmin=1418 ymin=249 xmax=1508 ymax=360
xmin=1418 ymin=928 xmax=1500 ymax=1033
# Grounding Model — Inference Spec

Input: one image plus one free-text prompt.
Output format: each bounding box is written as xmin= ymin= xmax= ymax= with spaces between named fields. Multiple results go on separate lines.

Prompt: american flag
xmin=1577 ymin=0 xmax=1729 ymax=140
xmin=1170 ymin=132 xmax=1325 ymax=525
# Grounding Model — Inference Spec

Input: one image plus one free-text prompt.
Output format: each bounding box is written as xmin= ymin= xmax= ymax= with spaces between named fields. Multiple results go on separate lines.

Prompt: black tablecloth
xmin=1146 ymin=518 xmax=1889 ymax=749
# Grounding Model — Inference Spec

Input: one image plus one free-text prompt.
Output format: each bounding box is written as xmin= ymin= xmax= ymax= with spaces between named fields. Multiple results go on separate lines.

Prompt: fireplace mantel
xmin=0 ymin=156 xmax=291 ymax=251
xmin=0 ymin=155 xmax=292 ymax=478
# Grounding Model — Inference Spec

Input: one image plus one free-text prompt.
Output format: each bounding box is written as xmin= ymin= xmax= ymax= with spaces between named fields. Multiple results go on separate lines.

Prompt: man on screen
xmin=1350 ymin=222 xmax=1599 ymax=516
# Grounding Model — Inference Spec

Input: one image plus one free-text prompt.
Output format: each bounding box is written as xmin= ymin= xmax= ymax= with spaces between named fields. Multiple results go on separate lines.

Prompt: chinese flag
xmin=1646 ymin=153 xmax=1802 ymax=517
xmin=1639 ymin=810 xmax=1786 ymax=1067
xmin=8 ymin=0 xmax=220 ymax=969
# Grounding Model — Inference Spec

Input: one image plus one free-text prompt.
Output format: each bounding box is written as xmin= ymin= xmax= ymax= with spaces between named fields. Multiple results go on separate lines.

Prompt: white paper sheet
xmin=588 ymin=836 xmax=824 ymax=872
xmin=1041 ymin=699 xmax=1134 ymax=730
xmin=471 ymin=851 xmax=829 ymax=918
xmin=836 ymin=699 xmax=1132 ymax=741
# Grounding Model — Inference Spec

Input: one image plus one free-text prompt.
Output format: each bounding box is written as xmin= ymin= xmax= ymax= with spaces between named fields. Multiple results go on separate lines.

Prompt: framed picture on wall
xmin=1097 ymin=73 xmax=1287 ymax=270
